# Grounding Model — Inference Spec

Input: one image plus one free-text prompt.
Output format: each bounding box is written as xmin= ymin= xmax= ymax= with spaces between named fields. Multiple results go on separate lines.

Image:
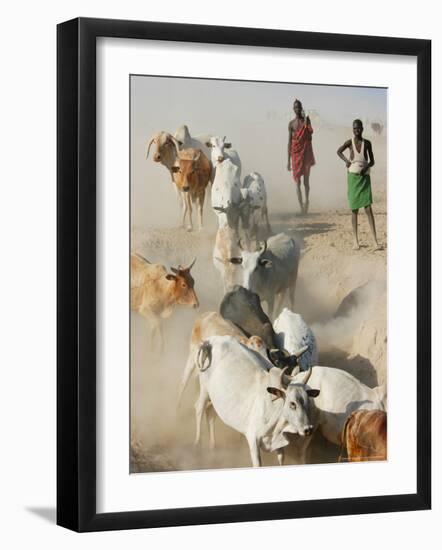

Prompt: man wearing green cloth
xmin=337 ymin=119 xmax=382 ymax=251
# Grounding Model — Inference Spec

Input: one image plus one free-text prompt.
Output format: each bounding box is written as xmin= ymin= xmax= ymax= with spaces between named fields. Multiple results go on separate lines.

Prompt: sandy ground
xmin=130 ymin=180 xmax=387 ymax=473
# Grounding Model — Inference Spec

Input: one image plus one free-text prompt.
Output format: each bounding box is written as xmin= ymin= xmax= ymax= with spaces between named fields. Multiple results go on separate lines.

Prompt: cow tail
xmin=197 ymin=341 xmax=212 ymax=372
xmin=338 ymin=415 xmax=351 ymax=462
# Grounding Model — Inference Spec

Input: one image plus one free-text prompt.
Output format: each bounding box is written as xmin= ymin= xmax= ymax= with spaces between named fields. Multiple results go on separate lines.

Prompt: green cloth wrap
xmin=347 ymin=172 xmax=373 ymax=210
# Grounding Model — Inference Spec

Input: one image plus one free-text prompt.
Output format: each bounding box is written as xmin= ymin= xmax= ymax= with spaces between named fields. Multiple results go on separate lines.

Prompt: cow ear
xmin=229 ymin=257 xmax=243 ymax=265
xmin=259 ymin=259 xmax=272 ymax=268
xmin=171 ymin=166 xmax=180 ymax=173
xmin=224 ymin=142 xmax=232 ymax=149
xmin=307 ymin=389 xmax=320 ymax=398
xmin=267 ymin=387 xmax=286 ymax=400
xmin=165 ymin=274 xmax=176 ymax=281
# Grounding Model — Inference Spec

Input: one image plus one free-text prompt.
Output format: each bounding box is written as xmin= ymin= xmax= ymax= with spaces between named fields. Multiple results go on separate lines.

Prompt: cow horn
xmin=237 ymin=239 xmax=244 ymax=250
xmin=223 ymin=135 xmax=226 ymax=142
xmin=259 ymin=240 xmax=267 ymax=254
xmin=301 ymin=367 xmax=313 ymax=385
xmin=291 ymin=365 xmax=301 ymax=378
xmin=184 ymin=257 xmax=197 ymax=271
xmin=294 ymin=345 xmax=309 ymax=358
xmin=146 ymin=136 xmax=156 ymax=159
xmin=170 ymin=136 xmax=181 ymax=153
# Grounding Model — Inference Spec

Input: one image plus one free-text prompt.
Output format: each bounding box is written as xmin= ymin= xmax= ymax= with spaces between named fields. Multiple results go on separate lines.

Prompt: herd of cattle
xmin=131 ymin=124 xmax=387 ymax=468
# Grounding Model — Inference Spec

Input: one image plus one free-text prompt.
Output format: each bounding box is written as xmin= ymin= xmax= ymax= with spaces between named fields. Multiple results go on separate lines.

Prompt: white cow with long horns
xmin=194 ymin=335 xmax=320 ymax=467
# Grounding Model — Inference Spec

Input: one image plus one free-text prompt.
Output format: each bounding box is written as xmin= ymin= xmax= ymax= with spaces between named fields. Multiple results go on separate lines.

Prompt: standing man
xmin=287 ymin=99 xmax=315 ymax=214
xmin=337 ymin=119 xmax=382 ymax=251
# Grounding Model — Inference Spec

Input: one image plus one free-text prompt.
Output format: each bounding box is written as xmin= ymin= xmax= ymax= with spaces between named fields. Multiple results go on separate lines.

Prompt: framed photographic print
xmin=57 ymin=17 xmax=431 ymax=532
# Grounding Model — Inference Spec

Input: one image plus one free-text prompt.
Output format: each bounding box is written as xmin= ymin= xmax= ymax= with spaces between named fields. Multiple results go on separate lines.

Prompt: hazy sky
xmin=131 ymin=76 xmax=387 ymax=228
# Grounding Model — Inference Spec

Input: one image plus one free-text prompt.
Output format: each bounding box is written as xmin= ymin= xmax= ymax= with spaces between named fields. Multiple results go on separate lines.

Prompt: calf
xmin=340 ymin=409 xmax=387 ymax=462
xmin=206 ymin=135 xmax=242 ymax=179
xmin=131 ymin=254 xmax=199 ymax=349
xmin=195 ymin=335 xmax=320 ymax=466
xmin=171 ymin=147 xmax=211 ymax=231
xmin=240 ymin=172 xmax=271 ymax=242
xmin=228 ymin=233 xmax=300 ymax=318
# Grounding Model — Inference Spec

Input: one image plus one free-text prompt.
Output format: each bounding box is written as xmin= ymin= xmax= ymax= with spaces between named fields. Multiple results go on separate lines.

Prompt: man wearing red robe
xmin=287 ymin=99 xmax=315 ymax=214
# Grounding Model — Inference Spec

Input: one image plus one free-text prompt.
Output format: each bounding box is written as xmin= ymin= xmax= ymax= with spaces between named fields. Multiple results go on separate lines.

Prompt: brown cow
xmin=171 ymin=147 xmax=211 ymax=231
xmin=340 ymin=409 xmax=387 ymax=462
xmin=131 ymin=253 xmax=199 ymax=350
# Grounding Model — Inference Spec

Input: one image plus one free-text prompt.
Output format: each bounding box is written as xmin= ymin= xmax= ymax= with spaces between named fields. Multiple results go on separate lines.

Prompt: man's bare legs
xmin=295 ymin=181 xmax=304 ymax=214
xmin=364 ymin=205 xmax=382 ymax=250
xmin=304 ymin=170 xmax=310 ymax=214
xmin=351 ymin=209 xmax=360 ymax=250
xmin=295 ymin=170 xmax=311 ymax=215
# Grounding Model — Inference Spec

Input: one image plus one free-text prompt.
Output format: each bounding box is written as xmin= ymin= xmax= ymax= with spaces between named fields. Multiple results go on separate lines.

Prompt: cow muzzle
xmin=217 ymin=156 xmax=224 ymax=163
xmin=153 ymin=153 xmax=161 ymax=162
xmin=303 ymin=426 xmax=314 ymax=437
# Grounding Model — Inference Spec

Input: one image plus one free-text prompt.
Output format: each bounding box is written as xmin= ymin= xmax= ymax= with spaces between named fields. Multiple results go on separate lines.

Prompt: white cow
xmin=229 ymin=233 xmax=301 ymax=318
xmin=273 ymin=308 xmax=318 ymax=371
xmin=211 ymin=158 xmax=242 ymax=230
xmin=206 ymin=135 xmax=242 ymax=178
xmin=291 ymin=366 xmax=387 ymax=447
xmin=240 ymin=172 xmax=271 ymax=242
xmin=195 ymin=335 xmax=320 ymax=467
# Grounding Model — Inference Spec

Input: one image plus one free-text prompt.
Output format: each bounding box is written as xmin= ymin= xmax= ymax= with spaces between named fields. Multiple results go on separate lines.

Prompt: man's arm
xmin=361 ymin=140 xmax=375 ymax=175
xmin=337 ymin=140 xmax=351 ymax=168
xmin=366 ymin=139 xmax=375 ymax=167
xmin=287 ymin=123 xmax=292 ymax=171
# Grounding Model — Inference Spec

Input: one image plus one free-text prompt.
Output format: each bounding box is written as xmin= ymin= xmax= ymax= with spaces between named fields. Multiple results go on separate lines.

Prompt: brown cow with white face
xmin=131 ymin=253 xmax=199 ymax=350
xmin=146 ymin=131 xmax=180 ymax=174
xmin=171 ymin=148 xmax=211 ymax=231
xmin=340 ymin=409 xmax=387 ymax=462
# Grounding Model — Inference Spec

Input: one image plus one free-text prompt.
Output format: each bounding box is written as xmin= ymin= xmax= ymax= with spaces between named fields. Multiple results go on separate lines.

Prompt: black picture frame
xmin=57 ymin=17 xmax=431 ymax=532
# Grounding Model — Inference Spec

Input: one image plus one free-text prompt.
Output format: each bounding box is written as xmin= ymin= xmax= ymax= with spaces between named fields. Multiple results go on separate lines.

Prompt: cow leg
xmin=289 ymin=436 xmax=313 ymax=465
xmin=177 ymin=349 xmax=196 ymax=408
xmin=205 ymin=402 xmax=216 ymax=450
xmin=276 ymin=448 xmax=285 ymax=466
xmin=197 ymin=193 xmax=205 ymax=230
xmin=181 ymin=192 xmax=188 ymax=229
xmin=246 ymin=434 xmax=262 ymax=467
xmin=194 ymin=385 xmax=209 ymax=446
xmin=186 ymin=193 xmax=193 ymax=231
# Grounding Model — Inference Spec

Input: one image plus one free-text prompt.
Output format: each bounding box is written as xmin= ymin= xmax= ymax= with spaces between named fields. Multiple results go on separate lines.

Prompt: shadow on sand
xmin=319 ymin=345 xmax=379 ymax=388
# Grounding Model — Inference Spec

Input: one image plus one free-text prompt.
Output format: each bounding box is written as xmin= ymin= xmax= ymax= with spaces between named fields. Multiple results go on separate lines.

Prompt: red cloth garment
xmin=291 ymin=122 xmax=315 ymax=183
